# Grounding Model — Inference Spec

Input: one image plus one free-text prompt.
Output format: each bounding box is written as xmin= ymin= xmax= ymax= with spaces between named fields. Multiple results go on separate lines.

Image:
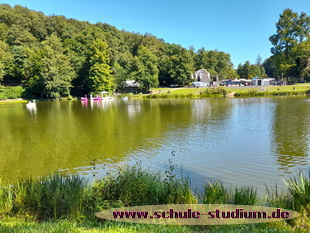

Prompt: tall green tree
xmin=195 ymin=48 xmax=236 ymax=79
xmin=237 ymin=60 xmax=264 ymax=79
xmin=269 ymin=9 xmax=310 ymax=78
xmin=0 ymin=41 xmax=13 ymax=82
xmin=23 ymin=35 xmax=74 ymax=98
xmin=159 ymin=44 xmax=194 ymax=86
xmin=131 ymin=46 xmax=159 ymax=90
xmin=292 ymin=40 xmax=310 ymax=81
xmin=269 ymin=9 xmax=300 ymax=57
xmin=263 ymin=58 xmax=275 ymax=78
xmin=88 ymin=39 xmax=114 ymax=93
xmin=255 ymin=55 xmax=266 ymax=77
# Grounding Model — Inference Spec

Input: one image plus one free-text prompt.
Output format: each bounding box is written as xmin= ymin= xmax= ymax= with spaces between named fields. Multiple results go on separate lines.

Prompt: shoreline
xmin=0 ymin=87 xmax=309 ymax=103
xmin=0 ymin=98 xmax=28 ymax=103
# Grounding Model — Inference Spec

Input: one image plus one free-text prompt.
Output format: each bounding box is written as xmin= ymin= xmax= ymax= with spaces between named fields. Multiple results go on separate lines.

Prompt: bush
xmin=205 ymin=87 xmax=228 ymax=96
xmin=0 ymin=86 xmax=25 ymax=100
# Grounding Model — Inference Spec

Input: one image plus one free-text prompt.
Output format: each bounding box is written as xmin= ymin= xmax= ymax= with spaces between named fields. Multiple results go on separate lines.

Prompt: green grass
xmin=142 ymin=87 xmax=227 ymax=99
xmin=1 ymin=167 xmax=310 ymax=231
xmin=267 ymin=85 xmax=310 ymax=91
xmin=284 ymin=171 xmax=310 ymax=212
xmin=1 ymin=173 xmax=86 ymax=221
xmin=234 ymin=89 xmax=308 ymax=97
xmin=149 ymin=85 xmax=310 ymax=99
xmin=85 ymin=163 xmax=197 ymax=209
xmin=202 ymin=180 xmax=229 ymax=204
xmin=169 ymin=88 xmax=208 ymax=94
xmin=227 ymin=85 xmax=310 ymax=93
xmin=0 ymin=217 xmax=297 ymax=233
xmin=0 ymin=100 xmax=28 ymax=104
xmin=234 ymin=186 xmax=258 ymax=205
xmin=227 ymin=88 xmax=259 ymax=93
xmin=151 ymin=87 xmax=209 ymax=94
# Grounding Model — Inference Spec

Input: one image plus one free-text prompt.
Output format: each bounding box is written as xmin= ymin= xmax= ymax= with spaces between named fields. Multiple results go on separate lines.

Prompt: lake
xmin=0 ymin=97 xmax=309 ymax=194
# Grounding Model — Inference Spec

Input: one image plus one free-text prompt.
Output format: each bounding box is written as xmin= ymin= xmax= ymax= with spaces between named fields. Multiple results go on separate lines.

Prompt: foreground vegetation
xmin=0 ymin=217 xmax=296 ymax=233
xmin=0 ymin=160 xmax=309 ymax=232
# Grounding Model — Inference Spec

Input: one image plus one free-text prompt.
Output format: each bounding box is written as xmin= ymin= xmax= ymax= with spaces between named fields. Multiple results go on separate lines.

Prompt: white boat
xmin=122 ymin=96 xmax=128 ymax=101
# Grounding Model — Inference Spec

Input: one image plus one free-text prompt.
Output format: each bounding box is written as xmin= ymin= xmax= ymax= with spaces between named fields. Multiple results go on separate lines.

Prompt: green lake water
xmin=0 ymin=97 xmax=309 ymax=193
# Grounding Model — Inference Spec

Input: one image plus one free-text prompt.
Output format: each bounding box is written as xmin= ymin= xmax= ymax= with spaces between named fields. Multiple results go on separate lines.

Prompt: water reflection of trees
xmin=0 ymin=100 xmax=195 ymax=183
xmin=271 ymin=98 xmax=310 ymax=172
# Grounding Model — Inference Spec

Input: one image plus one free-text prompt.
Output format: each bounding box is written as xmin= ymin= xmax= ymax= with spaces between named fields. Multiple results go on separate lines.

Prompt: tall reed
xmin=10 ymin=173 xmax=86 ymax=220
xmin=284 ymin=171 xmax=310 ymax=212
xmin=202 ymin=180 xmax=229 ymax=204
xmin=233 ymin=186 xmax=257 ymax=205
xmin=89 ymin=163 xmax=197 ymax=208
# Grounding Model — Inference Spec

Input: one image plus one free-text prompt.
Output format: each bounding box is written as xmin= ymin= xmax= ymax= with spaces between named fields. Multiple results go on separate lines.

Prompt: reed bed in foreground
xmin=83 ymin=163 xmax=197 ymax=217
xmin=202 ymin=180 xmax=229 ymax=204
xmin=0 ymin=165 xmax=309 ymax=232
xmin=233 ymin=186 xmax=258 ymax=205
xmin=1 ymin=173 xmax=86 ymax=220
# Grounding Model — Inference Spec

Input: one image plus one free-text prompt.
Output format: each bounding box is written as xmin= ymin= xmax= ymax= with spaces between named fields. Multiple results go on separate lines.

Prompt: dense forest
xmin=0 ymin=4 xmax=309 ymax=98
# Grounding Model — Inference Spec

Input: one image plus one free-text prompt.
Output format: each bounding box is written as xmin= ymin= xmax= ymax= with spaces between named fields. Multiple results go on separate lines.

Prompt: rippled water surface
xmin=1 ymin=97 xmax=309 ymax=193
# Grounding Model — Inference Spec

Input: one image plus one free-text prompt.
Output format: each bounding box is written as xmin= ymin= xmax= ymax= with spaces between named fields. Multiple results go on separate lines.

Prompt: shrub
xmin=0 ymin=86 xmax=25 ymax=100
xmin=205 ymin=87 xmax=228 ymax=96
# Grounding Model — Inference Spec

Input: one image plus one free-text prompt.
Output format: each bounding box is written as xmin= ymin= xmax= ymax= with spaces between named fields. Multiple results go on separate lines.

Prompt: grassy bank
xmin=141 ymin=87 xmax=228 ymax=99
xmin=139 ymin=85 xmax=310 ymax=99
xmin=1 ymin=84 xmax=309 ymax=102
xmin=0 ymin=217 xmax=295 ymax=233
xmin=0 ymin=99 xmax=28 ymax=104
xmin=234 ymin=90 xmax=308 ymax=97
xmin=0 ymin=161 xmax=309 ymax=232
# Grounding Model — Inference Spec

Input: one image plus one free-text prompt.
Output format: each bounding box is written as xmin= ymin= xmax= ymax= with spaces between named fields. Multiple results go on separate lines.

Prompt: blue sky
xmin=1 ymin=0 xmax=309 ymax=67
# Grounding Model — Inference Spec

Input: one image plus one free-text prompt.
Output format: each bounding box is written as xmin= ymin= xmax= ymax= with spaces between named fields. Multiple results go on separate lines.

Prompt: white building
xmin=194 ymin=69 xmax=211 ymax=87
xmin=251 ymin=77 xmax=275 ymax=86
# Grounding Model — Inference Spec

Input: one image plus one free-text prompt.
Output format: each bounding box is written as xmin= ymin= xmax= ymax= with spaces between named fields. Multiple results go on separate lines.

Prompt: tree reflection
xmin=271 ymin=98 xmax=310 ymax=172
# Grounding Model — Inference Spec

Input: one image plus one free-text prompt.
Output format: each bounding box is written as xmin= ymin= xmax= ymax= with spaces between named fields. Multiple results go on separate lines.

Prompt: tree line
xmin=0 ymin=5 xmax=309 ymax=98
xmin=0 ymin=4 xmax=237 ymax=98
